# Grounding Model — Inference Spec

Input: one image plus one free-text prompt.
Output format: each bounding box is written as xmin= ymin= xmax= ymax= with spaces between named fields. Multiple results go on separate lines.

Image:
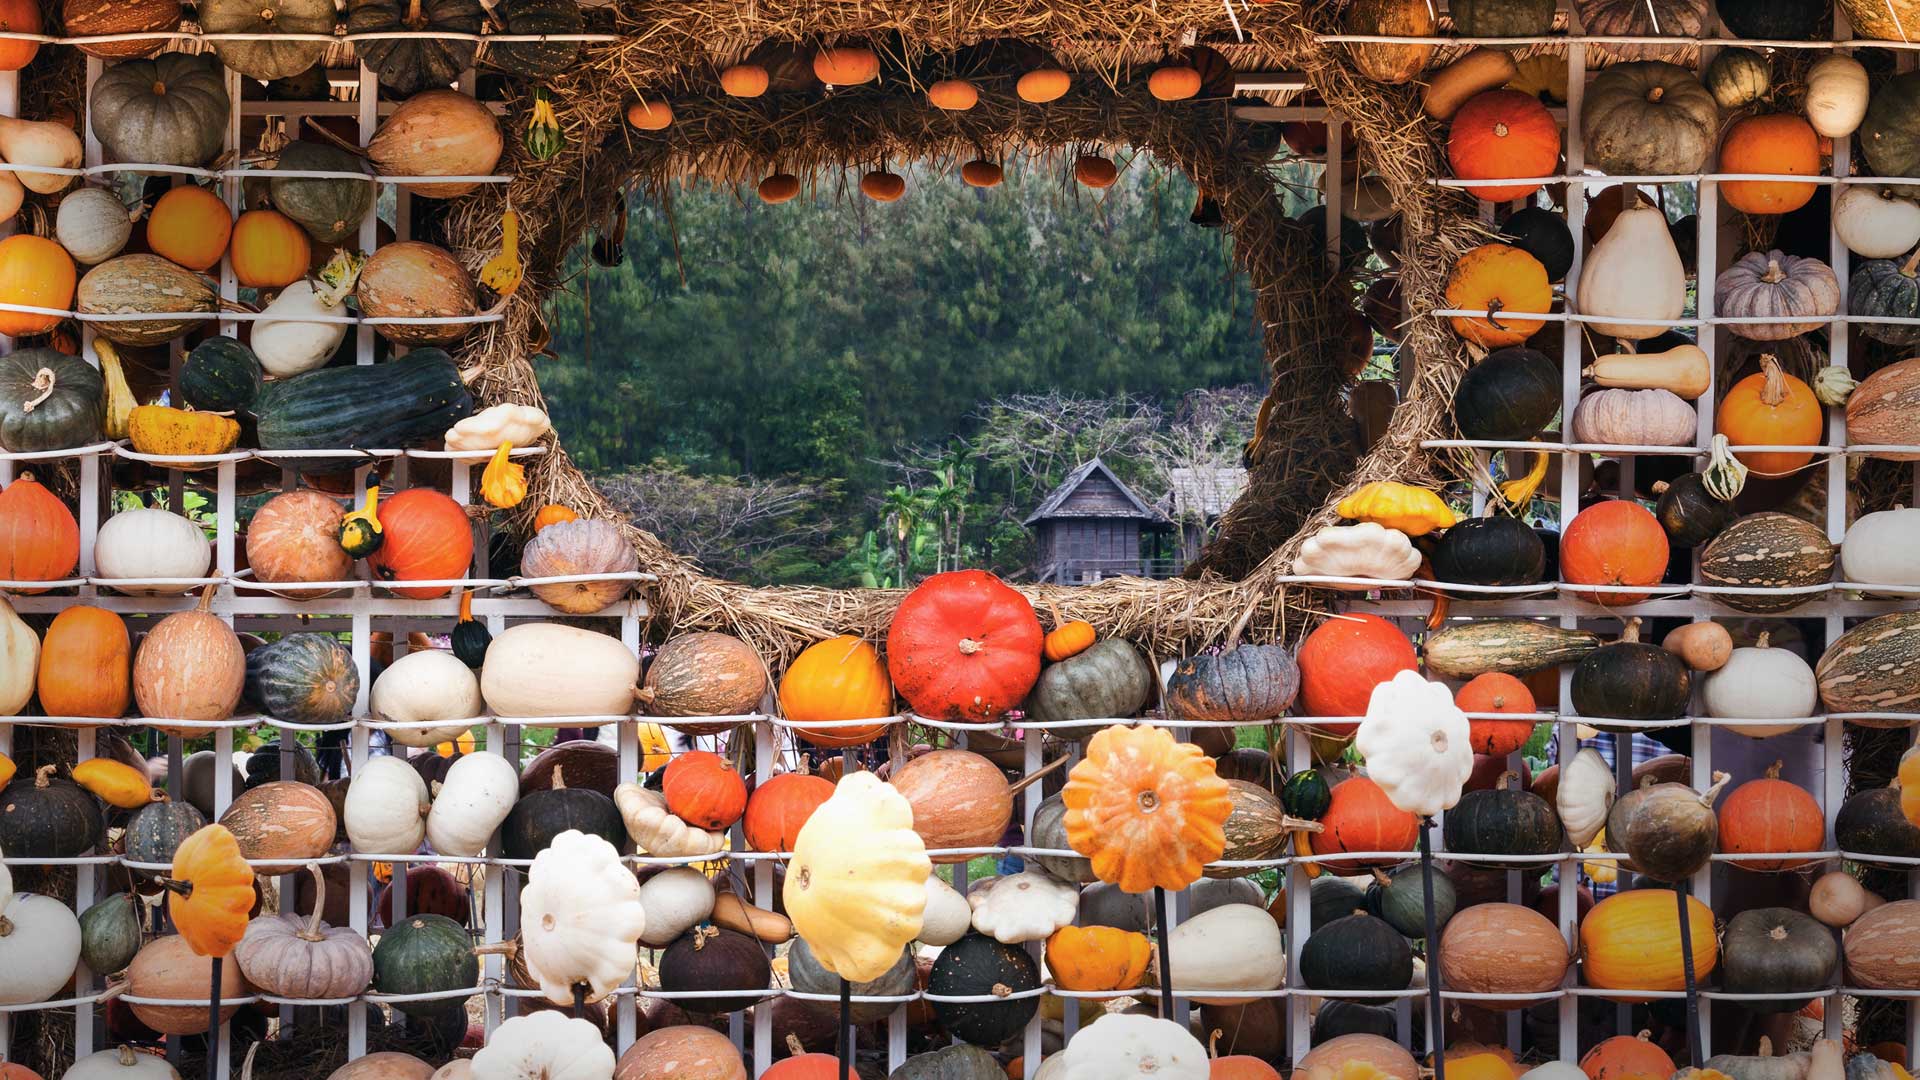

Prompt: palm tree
xmin=880 ymin=485 xmax=920 ymax=585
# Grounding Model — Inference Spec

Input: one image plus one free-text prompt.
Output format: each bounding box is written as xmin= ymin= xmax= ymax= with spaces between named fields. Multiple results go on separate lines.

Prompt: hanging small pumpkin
xmin=162 ymin=824 xmax=255 ymax=958
xmin=1062 ymin=724 xmax=1232 ymax=893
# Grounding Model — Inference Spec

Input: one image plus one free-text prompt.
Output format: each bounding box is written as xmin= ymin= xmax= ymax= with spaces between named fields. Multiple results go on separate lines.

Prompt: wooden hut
xmin=1025 ymin=458 xmax=1173 ymax=583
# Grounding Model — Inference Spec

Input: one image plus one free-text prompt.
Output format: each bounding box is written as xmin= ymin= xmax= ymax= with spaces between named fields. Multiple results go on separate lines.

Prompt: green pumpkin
xmin=198 ymin=0 xmax=334 ymax=80
xmin=123 ymin=797 xmax=207 ymax=872
xmin=178 ymin=337 xmax=263 ymax=413
xmin=371 ymin=913 xmax=479 ymax=1017
xmin=1449 ymin=0 xmax=1556 ymax=37
xmin=1028 ymin=793 xmax=1095 ymax=883
xmin=1719 ymin=0 xmax=1826 ymax=40
xmin=1281 ymin=768 xmax=1332 ymax=819
xmin=1571 ymin=622 xmax=1692 ymax=722
xmin=1705 ymin=48 xmax=1772 ymax=109
xmin=1499 ymin=207 xmax=1574 ymax=283
xmin=1835 ymin=786 xmax=1920 ymax=865
xmin=1309 ymin=874 xmax=1368 ymax=931
xmin=89 ymin=52 xmax=230 ymax=168
xmin=78 ymin=892 xmax=143 ymax=975
xmin=346 ymin=0 xmax=484 ymax=94
xmin=0 ymin=349 xmax=104 ymax=452
xmin=1721 ymin=907 xmax=1837 ymax=1013
xmin=1850 ymin=251 xmax=1920 ymax=346
xmin=1441 ymin=781 xmax=1562 ymax=866
xmin=1429 ymin=515 xmax=1546 ymax=586
xmin=1300 ymin=912 xmax=1411 ymax=991
xmin=1653 ymin=472 xmax=1737 ymax=548
xmin=1862 ymin=71 xmax=1920 ymax=188
xmin=1164 ymin=644 xmax=1300 ymax=724
xmin=889 ymin=1045 xmax=1006 ymax=1080
xmin=1453 ymin=346 xmax=1560 ymax=442
xmin=243 ymin=634 xmax=361 ymax=725
xmin=0 ymin=766 xmax=104 ymax=858
xmin=484 ymin=0 xmax=582 ymax=78
xmin=1022 ymin=637 xmax=1154 ymax=740
xmin=926 ymin=933 xmax=1040 ymax=1046
xmin=1365 ymin=864 xmax=1457 ymax=938
xmin=270 ymin=142 xmax=375 ymax=244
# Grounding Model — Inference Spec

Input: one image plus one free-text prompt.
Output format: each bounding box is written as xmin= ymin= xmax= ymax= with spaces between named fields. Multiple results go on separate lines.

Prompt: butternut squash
xmin=0 ymin=116 xmax=82 ymax=195
xmin=1584 ymin=344 xmax=1712 ymax=400
xmin=1424 ymin=50 xmax=1520 ymax=120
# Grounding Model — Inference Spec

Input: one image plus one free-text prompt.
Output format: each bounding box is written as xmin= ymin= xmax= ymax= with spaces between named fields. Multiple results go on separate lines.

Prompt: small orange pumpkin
xmin=1075 ymin=155 xmax=1118 ymax=189
xmin=626 ymin=100 xmax=673 ymax=131
xmin=144 ymin=186 xmax=233 ymax=273
xmin=1149 ymin=65 xmax=1202 ymax=101
xmin=229 ymin=209 xmax=310 ymax=289
xmin=662 ymin=749 xmax=748 ymax=830
xmin=532 ymin=504 xmax=578 ymax=532
xmin=927 ymin=79 xmax=978 ymax=110
xmin=1017 ymin=68 xmax=1071 ymax=103
xmin=813 ymin=46 xmax=879 ymax=85
xmin=1716 ymin=354 xmax=1823 ymax=476
xmin=1044 ymin=924 xmax=1151 ymax=990
xmin=1560 ymin=499 xmax=1670 ymax=606
xmin=1719 ymin=760 xmax=1824 ymax=871
xmin=860 ymin=171 xmax=906 ymax=202
xmin=0 ymin=236 xmax=76 ymax=336
xmin=0 ymin=471 xmax=80 ymax=591
xmin=1447 ymin=89 xmax=1560 ymax=203
xmin=1721 ymin=114 xmax=1821 ymax=215
xmin=165 ymin=824 xmax=257 ymax=959
xmin=1455 ymin=673 xmax=1536 ymax=756
xmin=364 ymin=488 xmax=474 ymax=600
xmin=719 ymin=64 xmax=769 ymax=97
xmin=1580 ymin=1031 xmax=1677 ymax=1080
xmin=1444 ymin=244 xmax=1550 ymax=347
xmin=742 ymin=771 xmax=834 ymax=852
xmin=1062 ymin=724 xmax=1232 ymax=893
xmin=759 ymin=173 xmax=802 ymax=204
xmin=779 ymin=635 xmax=894 ymax=747
xmin=960 ymin=160 xmax=1004 ymax=188
xmin=1043 ymin=603 xmax=1096 ymax=661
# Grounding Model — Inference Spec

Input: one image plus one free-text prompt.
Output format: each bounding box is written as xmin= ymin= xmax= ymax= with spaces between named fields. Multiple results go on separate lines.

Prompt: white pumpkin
xmin=1556 ymin=747 xmax=1615 ymax=848
xmin=0 ymin=864 xmax=84 ymax=1005
xmin=0 ymin=594 xmax=38 ymax=716
xmin=55 ymin=187 xmax=135 ymax=265
xmin=1577 ymin=198 xmax=1687 ymax=340
xmin=470 ymin=1010 xmax=613 ymax=1080
xmin=918 ymin=873 xmax=972 ymax=946
xmin=1353 ymin=670 xmax=1473 ymax=818
xmin=967 ymin=870 xmax=1079 ymax=944
xmin=62 ymin=1045 xmax=184 ymax=1080
xmin=1518 ymin=1065 xmax=1589 ymax=1080
xmin=1291 ymin=522 xmax=1422 ymax=586
xmin=444 ymin=404 xmax=552 ymax=452
xmin=251 ymin=279 xmax=350 ymax=378
xmin=479 ymin=623 xmax=639 ymax=720
xmin=1159 ymin=903 xmax=1284 ymax=1005
xmin=94 ymin=508 xmax=211 ymax=594
xmin=1807 ymin=54 xmax=1870 ymax=139
xmin=1570 ymin=388 xmax=1697 ymax=447
xmin=370 ymin=649 xmax=483 ymax=747
xmin=635 ymin=866 xmax=716 ymax=947
xmin=1701 ymin=632 xmax=1817 ymax=738
xmin=519 ymin=829 xmax=646 ymax=1005
xmin=1843 ymin=507 xmax=1920 ymax=587
xmin=344 ymin=754 xmax=432 ymax=855
xmin=1835 ymin=186 xmax=1920 ymax=260
xmin=1059 ymin=1013 xmax=1207 ymax=1080
xmin=424 ymin=751 xmax=518 ymax=857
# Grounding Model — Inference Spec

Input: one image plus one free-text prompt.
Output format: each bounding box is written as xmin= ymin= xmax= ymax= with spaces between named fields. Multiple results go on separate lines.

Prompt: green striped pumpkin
xmin=1816 ymin=611 xmax=1920 ymax=720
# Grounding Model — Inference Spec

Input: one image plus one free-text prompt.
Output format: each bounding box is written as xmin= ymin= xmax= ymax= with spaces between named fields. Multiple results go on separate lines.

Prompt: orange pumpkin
xmin=166 ymin=823 xmax=256 ymax=958
xmin=229 ymin=209 xmax=310 ymax=289
xmin=1315 ymin=776 xmax=1418 ymax=872
xmin=1903 ymin=748 xmax=1920 ymax=829
xmin=718 ymin=64 xmax=769 ymax=97
xmin=1210 ymin=1057 xmax=1283 ymax=1080
xmin=1445 ymin=244 xmax=1550 ymax=347
xmin=927 ymin=79 xmax=978 ymax=110
xmin=1061 ymin=724 xmax=1232 ymax=893
xmin=1580 ymin=1031 xmax=1677 ymax=1080
xmin=0 ymin=235 xmax=76 ymax=336
xmin=1017 ymin=68 xmax=1071 ymax=103
xmin=961 ymin=160 xmax=1004 ymax=188
xmin=1044 ymin=925 xmax=1151 ymax=990
xmin=1295 ymin=613 xmax=1417 ymax=732
xmin=759 ymin=173 xmax=802 ymax=204
xmin=1716 ymin=354 xmax=1823 ymax=476
xmin=860 ymin=171 xmax=906 ymax=202
xmin=662 ymin=749 xmax=748 ymax=830
xmin=0 ymin=0 xmax=42 ymax=71
xmin=886 ymin=570 xmax=1043 ymax=722
xmin=779 ymin=635 xmax=894 ymax=747
xmin=1560 ymin=500 xmax=1670 ymax=606
xmin=760 ymin=1056 xmax=855 ymax=1080
xmin=626 ymin=100 xmax=673 ymax=130
xmin=0 ymin=472 xmax=79 ymax=591
xmin=0 ymin=1062 xmax=44 ymax=1080
xmin=742 ymin=771 xmax=833 ymax=852
xmin=1043 ymin=618 xmax=1096 ymax=662
xmin=1455 ymin=673 xmax=1536 ymax=756
xmin=1580 ymin=888 xmax=1717 ymax=998
xmin=532 ymin=504 xmax=578 ymax=532
xmin=1721 ymin=114 xmax=1821 ymax=215
xmin=1075 ymin=156 xmax=1118 ymax=189
xmin=813 ymin=46 xmax=878 ymax=85
xmin=1719 ymin=760 xmax=1824 ymax=871
xmin=365 ymin=488 xmax=474 ymax=599
xmin=145 ymin=186 xmax=234 ymax=273
xmin=1149 ymin=65 xmax=1202 ymax=101
xmin=1447 ymin=89 xmax=1560 ymax=203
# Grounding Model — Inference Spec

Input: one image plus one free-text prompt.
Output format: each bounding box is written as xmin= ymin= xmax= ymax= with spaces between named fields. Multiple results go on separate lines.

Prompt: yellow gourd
xmin=340 ymin=486 xmax=384 ymax=558
xmin=128 ymin=405 xmax=240 ymax=462
xmin=638 ymin=722 xmax=671 ymax=773
xmin=97 ymin=338 xmax=136 ymax=441
xmin=1044 ymin=925 xmax=1152 ymax=991
xmin=1336 ymin=481 xmax=1458 ymax=536
xmin=479 ymin=209 xmax=524 ymax=297
xmin=480 ymin=442 xmax=527 ymax=509
xmin=782 ymin=771 xmax=931 ymax=981
xmin=71 ymin=757 xmax=155 ymax=808
xmin=1500 ymin=450 xmax=1550 ymax=508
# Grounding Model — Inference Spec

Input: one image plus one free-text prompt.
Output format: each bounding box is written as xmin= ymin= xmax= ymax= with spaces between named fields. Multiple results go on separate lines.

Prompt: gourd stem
xmin=1619 ymin=617 xmax=1643 ymax=645
xmin=20 ymin=367 xmax=54 ymax=412
xmin=1697 ymin=771 xmax=1731 ymax=807
xmin=1007 ymin=755 xmax=1069 ymax=796
xmin=33 ymin=763 xmax=54 ymax=788
xmin=193 ymin=584 xmax=216 ymax=614
xmin=1497 ymin=769 xmax=1519 ymax=790
xmin=1759 ymin=355 xmax=1788 ymax=408
xmin=118 ymin=1046 xmax=137 ymax=1067
xmin=458 ymin=587 xmax=475 ymax=624
xmin=1766 ymin=759 xmax=1784 ymax=781
xmin=1903 ymin=247 xmax=1920 ymax=279
xmin=1208 ymin=1029 xmax=1223 ymax=1060
xmin=300 ymin=862 xmax=327 ymax=941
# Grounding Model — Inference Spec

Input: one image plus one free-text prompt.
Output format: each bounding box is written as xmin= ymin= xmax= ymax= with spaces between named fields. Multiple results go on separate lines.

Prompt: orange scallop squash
xmin=1062 ymin=724 xmax=1231 ymax=893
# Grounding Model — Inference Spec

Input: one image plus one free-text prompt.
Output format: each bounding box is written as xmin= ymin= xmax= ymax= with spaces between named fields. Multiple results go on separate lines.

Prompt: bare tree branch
xmin=596 ymin=464 xmax=832 ymax=579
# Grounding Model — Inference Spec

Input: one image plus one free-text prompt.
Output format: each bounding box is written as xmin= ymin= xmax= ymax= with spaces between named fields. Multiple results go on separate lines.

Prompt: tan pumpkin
xmin=636 ymin=633 xmax=768 ymax=733
xmin=126 ymin=934 xmax=252 ymax=1034
xmin=356 ymin=242 xmax=477 ymax=347
xmin=365 ymin=90 xmax=503 ymax=199
xmin=888 ymin=749 xmax=1012 ymax=863
xmin=217 ymin=781 xmax=337 ymax=874
xmin=1846 ymin=356 xmax=1920 ymax=460
xmin=1844 ymin=899 xmax=1920 ymax=989
xmin=77 ymin=255 xmax=217 ymax=347
xmin=613 ymin=1026 xmax=746 ymax=1080
xmin=132 ymin=587 xmax=245 ymax=735
xmin=519 ymin=518 xmax=640 ymax=614
xmin=1437 ymin=902 xmax=1570 ymax=1000
xmin=246 ymin=490 xmax=353 ymax=588
xmin=1342 ymin=0 xmax=1435 ymax=85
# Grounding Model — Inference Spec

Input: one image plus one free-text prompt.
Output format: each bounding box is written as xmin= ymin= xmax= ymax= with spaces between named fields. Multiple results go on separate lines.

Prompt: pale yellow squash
xmin=783 ymin=771 xmax=930 ymax=982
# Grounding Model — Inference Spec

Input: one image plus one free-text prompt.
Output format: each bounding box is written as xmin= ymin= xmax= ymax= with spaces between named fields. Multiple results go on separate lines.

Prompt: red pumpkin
xmin=366 ymin=488 xmax=474 ymax=600
xmin=1561 ymin=500 xmax=1669 ymax=606
xmin=761 ymin=1055 xmax=855 ymax=1079
xmin=1315 ymin=776 xmax=1418 ymax=871
xmin=662 ymin=750 xmax=748 ymax=830
xmin=885 ymin=570 xmax=1043 ymax=721
xmin=1581 ymin=1033 xmax=1676 ymax=1080
xmin=1296 ymin=614 xmax=1417 ymax=733
xmin=1455 ymin=673 xmax=1537 ymax=757
xmin=1718 ymin=761 xmax=1824 ymax=871
xmin=0 ymin=472 xmax=79 ymax=591
xmin=742 ymin=771 xmax=833 ymax=852
xmin=1447 ymin=89 xmax=1560 ymax=203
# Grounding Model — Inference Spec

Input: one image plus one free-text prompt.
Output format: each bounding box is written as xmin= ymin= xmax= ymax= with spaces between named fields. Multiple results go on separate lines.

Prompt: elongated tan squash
xmin=479 ymin=623 xmax=639 ymax=720
xmin=1585 ymin=345 xmax=1712 ymax=400
xmin=1423 ymin=50 xmax=1520 ymax=120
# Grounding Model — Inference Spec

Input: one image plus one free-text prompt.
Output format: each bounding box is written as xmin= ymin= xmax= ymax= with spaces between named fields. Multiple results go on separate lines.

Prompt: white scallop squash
xmin=1059 ymin=1013 xmax=1208 ymax=1080
xmin=1577 ymin=198 xmax=1687 ymax=340
xmin=371 ymin=648 xmax=483 ymax=747
xmin=479 ymin=623 xmax=639 ymax=720
xmin=1835 ymin=186 xmax=1920 ymax=260
xmin=343 ymin=754 xmax=432 ymax=855
xmin=1701 ymin=632 xmax=1818 ymax=738
xmin=424 ymin=751 xmax=518 ymax=857
xmin=0 ymin=595 xmax=37 ymax=716
xmin=1806 ymin=54 xmax=1870 ymax=139
xmin=94 ymin=508 xmax=211 ymax=595
xmin=1159 ymin=902 xmax=1284 ymax=1005
xmin=1844 ymin=507 xmax=1920 ymax=587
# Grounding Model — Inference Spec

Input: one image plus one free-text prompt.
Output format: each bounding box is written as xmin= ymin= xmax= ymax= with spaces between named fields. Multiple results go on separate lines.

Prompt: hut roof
xmin=1024 ymin=458 xmax=1170 ymax=526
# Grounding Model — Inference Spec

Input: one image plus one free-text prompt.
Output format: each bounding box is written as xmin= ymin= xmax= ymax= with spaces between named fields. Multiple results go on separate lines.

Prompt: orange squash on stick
xmin=165 ymin=824 xmax=257 ymax=958
xmin=1062 ymin=724 xmax=1231 ymax=893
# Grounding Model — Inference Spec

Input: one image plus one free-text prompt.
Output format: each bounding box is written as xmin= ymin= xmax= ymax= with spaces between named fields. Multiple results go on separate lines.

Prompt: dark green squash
xmin=251 ymin=349 xmax=475 ymax=473
xmin=1721 ymin=906 xmax=1837 ymax=1012
xmin=1718 ymin=0 xmax=1826 ymax=40
xmin=1211 ymin=779 xmax=1288 ymax=877
xmin=178 ymin=337 xmax=263 ymax=413
xmin=0 ymin=349 xmax=104 ymax=452
xmin=122 ymin=797 xmax=206 ymax=871
xmin=1312 ymin=1000 xmax=1400 ymax=1043
xmin=244 ymin=633 xmax=360 ymax=725
xmin=1430 ymin=515 xmax=1547 ymax=585
xmin=1861 ymin=71 xmax=1920 ymax=189
xmin=1366 ymin=864 xmax=1457 ymax=938
xmin=1300 ymin=912 xmax=1412 ymax=992
xmin=1076 ymin=881 xmax=1149 ymax=933
xmin=889 ymin=1045 xmax=1007 ymax=1080
xmin=484 ymin=0 xmax=582 ymax=78
xmin=198 ymin=0 xmax=333 ymax=80
xmin=1453 ymin=347 xmax=1561 ymax=442
xmin=788 ymin=937 xmax=914 ymax=1023
xmin=270 ymin=142 xmax=375 ymax=245
xmin=79 ymin=892 xmax=143 ymax=975
xmin=1309 ymin=874 xmax=1369 ymax=931
xmin=88 ymin=51 xmax=230 ymax=168
xmin=657 ymin=926 xmax=771 ymax=1014
xmin=1699 ymin=512 xmax=1836 ymax=614
xmin=346 ymin=0 xmax=484 ymax=94
xmin=1851 ymin=250 xmax=1920 ymax=347
xmin=1606 ymin=775 xmax=1726 ymax=882
xmin=1836 ymin=785 xmax=1920 ymax=865
xmin=370 ymin=912 xmax=479 ymax=1017
xmin=1442 ymin=777 xmax=1561 ymax=866
xmin=926 ymin=932 xmax=1040 ymax=1045
xmin=242 ymin=739 xmax=325 ymax=789
xmin=1500 ymin=207 xmax=1574 ymax=282
xmin=1450 ymin=0 xmax=1557 ymax=38
xmin=1166 ymin=644 xmax=1300 ymax=724
xmin=1281 ymin=768 xmax=1332 ymax=820
xmin=499 ymin=767 xmax=623 ymax=859
xmin=1653 ymin=472 xmax=1736 ymax=548
xmin=1029 ymin=793 xmax=1095 ymax=883
xmin=1023 ymin=637 xmax=1154 ymax=740
xmin=1570 ymin=618 xmax=1691 ymax=721
xmin=0 ymin=764 xmax=104 ymax=857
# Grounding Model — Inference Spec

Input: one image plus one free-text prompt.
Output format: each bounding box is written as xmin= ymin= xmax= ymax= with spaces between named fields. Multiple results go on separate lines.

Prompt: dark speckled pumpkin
xmin=926 ymin=933 xmax=1040 ymax=1045
xmin=1165 ymin=644 xmax=1300 ymax=723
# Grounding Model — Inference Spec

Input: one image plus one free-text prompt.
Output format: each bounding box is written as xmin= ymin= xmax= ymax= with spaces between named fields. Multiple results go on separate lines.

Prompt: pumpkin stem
xmin=1497 ymin=769 xmax=1519 ymax=790
xmin=1762 ymin=257 xmax=1787 ymax=285
xmin=1765 ymin=759 xmax=1784 ymax=780
xmin=299 ymin=862 xmax=327 ymax=941
xmin=1280 ymin=814 xmax=1325 ymax=833
xmin=1007 ymin=754 xmax=1070 ymax=796
xmin=1371 ymin=868 xmax=1393 ymax=887
xmin=784 ymin=1034 xmax=806 ymax=1057
xmin=20 ymin=367 xmax=55 ymax=413
xmin=1209 ymin=1028 xmax=1223 ymax=1060
xmin=32 ymin=763 xmax=54 ymax=788
xmin=403 ymin=0 xmax=426 ymax=27
xmin=1903 ymin=247 xmax=1920 ymax=278
xmin=1645 ymin=85 xmax=1665 ymax=104
xmin=1758 ymin=354 xmax=1789 ymax=407
xmin=1755 ymin=631 xmax=1772 ymax=650
xmin=1698 ymin=771 xmax=1731 ymax=806
xmin=1758 ymin=1037 xmax=1774 ymax=1058
xmin=990 ymin=982 xmax=1013 ymax=997
xmin=118 ymin=1047 xmax=138 ymax=1067
xmin=471 ymin=939 xmax=520 ymax=959
xmin=1618 ymin=617 xmax=1643 ymax=645
xmin=551 ymin=765 xmax=567 ymax=791
xmin=458 ymin=587 xmax=475 ymax=625
xmin=956 ymin=637 xmax=983 ymax=655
